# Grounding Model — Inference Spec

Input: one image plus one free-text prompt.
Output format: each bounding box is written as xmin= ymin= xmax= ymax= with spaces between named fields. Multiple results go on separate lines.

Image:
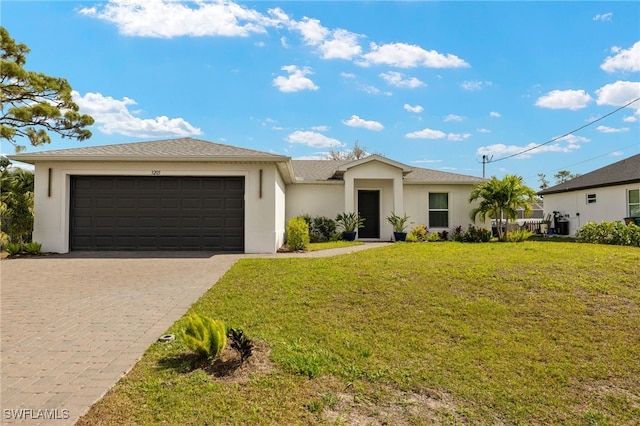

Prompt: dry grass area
xmin=77 ymin=242 xmax=640 ymax=425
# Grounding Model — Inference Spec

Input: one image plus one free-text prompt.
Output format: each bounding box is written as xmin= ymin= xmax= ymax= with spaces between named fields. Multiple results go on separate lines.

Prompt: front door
xmin=358 ymin=190 xmax=380 ymax=238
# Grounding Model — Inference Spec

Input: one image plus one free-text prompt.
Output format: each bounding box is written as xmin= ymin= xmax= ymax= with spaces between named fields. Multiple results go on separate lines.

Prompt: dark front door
xmin=358 ymin=190 xmax=380 ymax=238
xmin=70 ymin=176 xmax=244 ymax=251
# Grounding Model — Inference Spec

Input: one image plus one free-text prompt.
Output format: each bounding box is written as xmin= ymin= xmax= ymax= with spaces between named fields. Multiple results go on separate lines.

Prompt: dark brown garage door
xmin=70 ymin=176 xmax=244 ymax=251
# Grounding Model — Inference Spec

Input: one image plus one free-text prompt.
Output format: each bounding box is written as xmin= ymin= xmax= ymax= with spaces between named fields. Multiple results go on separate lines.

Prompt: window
xmin=629 ymin=189 xmax=640 ymax=217
xmin=586 ymin=193 xmax=597 ymax=204
xmin=428 ymin=193 xmax=448 ymax=227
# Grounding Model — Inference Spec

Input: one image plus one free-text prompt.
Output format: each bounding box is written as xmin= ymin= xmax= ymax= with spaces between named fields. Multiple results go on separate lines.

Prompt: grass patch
xmin=77 ymin=242 xmax=640 ymax=425
xmin=308 ymin=240 xmax=364 ymax=251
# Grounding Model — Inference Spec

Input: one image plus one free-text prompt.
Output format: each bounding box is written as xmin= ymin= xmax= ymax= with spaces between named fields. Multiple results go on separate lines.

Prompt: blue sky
xmin=3 ymin=0 xmax=639 ymax=189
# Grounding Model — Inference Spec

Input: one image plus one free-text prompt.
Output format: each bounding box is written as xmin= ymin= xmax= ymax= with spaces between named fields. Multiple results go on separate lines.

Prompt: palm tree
xmin=469 ymin=175 xmax=537 ymax=240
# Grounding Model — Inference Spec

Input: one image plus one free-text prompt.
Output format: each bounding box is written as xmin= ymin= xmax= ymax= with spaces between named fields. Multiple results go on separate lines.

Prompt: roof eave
xmin=7 ymin=154 xmax=290 ymax=165
xmin=538 ymin=178 xmax=640 ymax=195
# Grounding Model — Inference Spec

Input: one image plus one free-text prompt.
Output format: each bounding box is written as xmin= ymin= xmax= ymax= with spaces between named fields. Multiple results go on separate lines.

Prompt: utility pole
xmin=481 ymin=155 xmax=492 ymax=178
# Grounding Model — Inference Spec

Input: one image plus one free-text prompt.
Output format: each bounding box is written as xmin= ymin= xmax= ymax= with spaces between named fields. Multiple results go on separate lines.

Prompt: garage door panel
xmin=70 ymin=176 xmax=244 ymax=251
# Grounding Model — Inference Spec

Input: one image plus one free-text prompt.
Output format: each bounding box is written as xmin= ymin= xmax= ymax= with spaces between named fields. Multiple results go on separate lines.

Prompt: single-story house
xmin=538 ymin=153 xmax=640 ymax=236
xmin=10 ymin=137 xmax=488 ymax=253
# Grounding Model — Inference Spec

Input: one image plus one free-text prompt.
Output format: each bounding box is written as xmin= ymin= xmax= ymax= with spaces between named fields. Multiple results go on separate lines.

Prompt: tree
xmin=1 ymin=26 xmax=94 ymax=152
xmin=537 ymin=173 xmax=549 ymax=190
xmin=553 ymin=170 xmax=579 ymax=184
xmin=327 ymin=141 xmax=370 ymax=161
xmin=0 ymin=167 xmax=34 ymax=244
xmin=469 ymin=174 xmax=537 ymax=240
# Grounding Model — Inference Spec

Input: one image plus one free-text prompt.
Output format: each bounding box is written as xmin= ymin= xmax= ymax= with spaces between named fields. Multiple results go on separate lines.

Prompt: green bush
xmin=462 ymin=225 xmax=492 ymax=243
xmin=23 ymin=241 xmax=42 ymax=254
xmin=577 ymin=221 xmax=640 ymax=247
xmin=180 ymin=313 xmax=227 ymax=360
xmin=405 ymin=233 xmax=418 ymax=243
xmin=287 ymin=216 xmax=310 ymax=251
xmin=426 ymin=232 xmax=441 ymax=242
xmin=302 ymin=215 xmax=337 ymax=242
xmin=4 ymin=242 xmax=21 ymax=255
xmin=409 ymin=225 xmax=428 ymax=242
xmin=504 ymin=229 xmax=533 ymax=242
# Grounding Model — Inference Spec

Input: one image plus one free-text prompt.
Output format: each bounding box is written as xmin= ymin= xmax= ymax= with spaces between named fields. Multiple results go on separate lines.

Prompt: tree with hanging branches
xmin=469 ymin=175 xmax=537 ymax=240
xmin=1 ymin=26 xmax=94 ymax=152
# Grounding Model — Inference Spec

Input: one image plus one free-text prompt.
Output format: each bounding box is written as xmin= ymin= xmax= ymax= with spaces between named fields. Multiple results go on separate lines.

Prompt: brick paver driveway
xmin=0 ymin=252 xmax=242 ymax=425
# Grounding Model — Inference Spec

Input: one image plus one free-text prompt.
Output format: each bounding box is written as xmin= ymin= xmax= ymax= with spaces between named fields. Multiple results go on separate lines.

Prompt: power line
xmin=488 ymin=97 xmax=640 ymax=164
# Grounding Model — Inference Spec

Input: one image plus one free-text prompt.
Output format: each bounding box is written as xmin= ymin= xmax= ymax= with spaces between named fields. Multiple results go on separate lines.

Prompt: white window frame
xmin=586 ymin=193 xmax=597 ymax=204
xmin=628 ymin=189 xmax=640 ymax=217
xmin=428 ymin=192 xmax=449 ymax=228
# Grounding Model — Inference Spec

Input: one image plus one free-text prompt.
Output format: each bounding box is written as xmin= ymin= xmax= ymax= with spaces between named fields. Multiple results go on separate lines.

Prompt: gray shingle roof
xmin=539 ymin=153 xmax=640 ymax=195
xmin=10 ymin=138 xmax=288 ymax=161
xmin=292 ymin=159 xmax=485 ymax=184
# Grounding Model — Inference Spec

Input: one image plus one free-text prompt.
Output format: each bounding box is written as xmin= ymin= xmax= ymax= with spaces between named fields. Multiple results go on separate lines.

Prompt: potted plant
xmin=386 ymin=212 xmax=410 ymax=241
xmin=335 ymin=212 xmax=365 ymax=241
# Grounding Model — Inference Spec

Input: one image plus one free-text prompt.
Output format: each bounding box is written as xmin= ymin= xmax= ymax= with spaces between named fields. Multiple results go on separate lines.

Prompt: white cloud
xmin=286 ymin=130 xmax=343 ymax=148
xmin=406 ymin=128 xmax=446 ymax=139
xmin=404 ymin=104 xmax=423 ymax=113
xmin=79 ymin=0 xmax=283 ymax=38
xmin=477 ymin=128 xmax=491 ymax=133
xmin=593 ymin=12 xmax=613 ymax=21
xmin=556 ymin=134 xmax=590 ymax=145
xmin=73 ymin=91 xmax=201 ymax=138
xmin=294 ymin=17 xmax=330 ymax=45
xmin=601 ymin=41 xmax=640 ymax=73
xmin=623 ymin=115 xmax=638 ymax=123
xmin=461 ymin=80 xmax=492 ymax=91
xmin=361 ymin=85 xmax=392 ymax=96
xmin=596 ymin=125 xmax=629 ymax=133
xmin=611 ymin=151 xmax=624 ymax=156
xmin=596 ymin=81 xmax=640 ymax=114
xmin=490 ymin=111 xmax=501 ymax=118
xmin=272 ymin=65 xmax=319 ymax=92
xmin=379 ymin=71 xmax=425 ymax=88
xmin=280 ymin=36 xmax=288 ymax=48
xmin=359 ymin=42 xmax=470 ymax=68
xmin=405 ymin=128 xmax=469 ymax=141
xmin=444 ymin=114 xmax=464 ymax=122
xmin=319 ymin=29 xmax=362 ymax=60
xmin=311 ymin=125 xmax=329 ymax=131
xmin=341 ymin=72 xmax=356 ymax=79
xmin=447 ymin=133 xmax=471 ymax=141
xmin=342 ymin=115 xmax=384 ymax=131
xmin=476 ymin=142 xmax=580 ymax=159
xmin=535 ymin=89 xmax=592 ymax=110
xmin=412 ymin=159 xmax=442 ymax=164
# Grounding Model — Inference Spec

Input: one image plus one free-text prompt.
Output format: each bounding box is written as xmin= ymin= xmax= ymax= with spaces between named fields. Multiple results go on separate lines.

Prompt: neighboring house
xmin=9 ymin=138 xmax=487 ymax=253
xmin=538 ymin=153 xmax=640 ymax=236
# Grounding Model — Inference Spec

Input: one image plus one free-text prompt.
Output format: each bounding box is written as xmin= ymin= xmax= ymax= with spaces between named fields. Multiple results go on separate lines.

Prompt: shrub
xmin=405 ymin=233 xmax=418 ymax=243
xmin=310 ymin=216 xmax=337 ymax=242
xmin=426 ymin=232 xmax=441 ymax=242
xmin=23 ymin=241 xmax=42 ymax=254
xmin=450 ymin=225 xmax=465 ymax=242
xmin=4 ymin=242 xmax=21 ymax=255
xmin=287 ymin=217 xmax=310 ymax=251
xmin=504 ymin=229 xmax=533 ymax=242
xmin=227 ymin=328 xmax=254 ymax=362
xmin=577 ymin=221 xmax=640 ymax=247
xmin=438 ymin=230 xmax=449 ymax=241
xmin=409 ymin=225 xmax=428 ymax=242
xmin=462 ymin=225 xmax=492 ymax=243
xmin=180 ymin=313 xmax=227 ymax=360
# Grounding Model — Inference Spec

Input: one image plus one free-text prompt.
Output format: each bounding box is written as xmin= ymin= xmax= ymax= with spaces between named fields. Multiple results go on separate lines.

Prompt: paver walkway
xmin=0 ymin=243 xmax=387 ymax=425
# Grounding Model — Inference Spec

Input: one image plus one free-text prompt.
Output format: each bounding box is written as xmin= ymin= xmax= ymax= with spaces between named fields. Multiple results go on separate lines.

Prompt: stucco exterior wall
xmin=542 ymin=184 xmax=640 ymax=236
xmin=285 ymin=183 xmax=344 ymax=220
xmin=403 ymin=184 xmax=487 ymax=231
xmin=32 ymin=161 xmax=281 ymax=253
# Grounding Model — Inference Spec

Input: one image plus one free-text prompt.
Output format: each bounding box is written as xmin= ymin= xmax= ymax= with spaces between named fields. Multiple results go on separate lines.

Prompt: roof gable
xmin=291 ymin=157 xmax=485 ymax=184
xmin=539 ymin=153 xmax=640 ymax=195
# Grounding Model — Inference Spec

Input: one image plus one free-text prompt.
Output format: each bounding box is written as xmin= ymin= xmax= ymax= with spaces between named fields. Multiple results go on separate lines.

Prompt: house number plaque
xmin=151 ymin=170 xmax=161 ymax=175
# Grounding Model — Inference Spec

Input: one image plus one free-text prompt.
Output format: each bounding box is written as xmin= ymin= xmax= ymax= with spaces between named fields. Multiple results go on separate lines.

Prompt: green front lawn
xmin=78 ymin=242 xmax=640 ymax=425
